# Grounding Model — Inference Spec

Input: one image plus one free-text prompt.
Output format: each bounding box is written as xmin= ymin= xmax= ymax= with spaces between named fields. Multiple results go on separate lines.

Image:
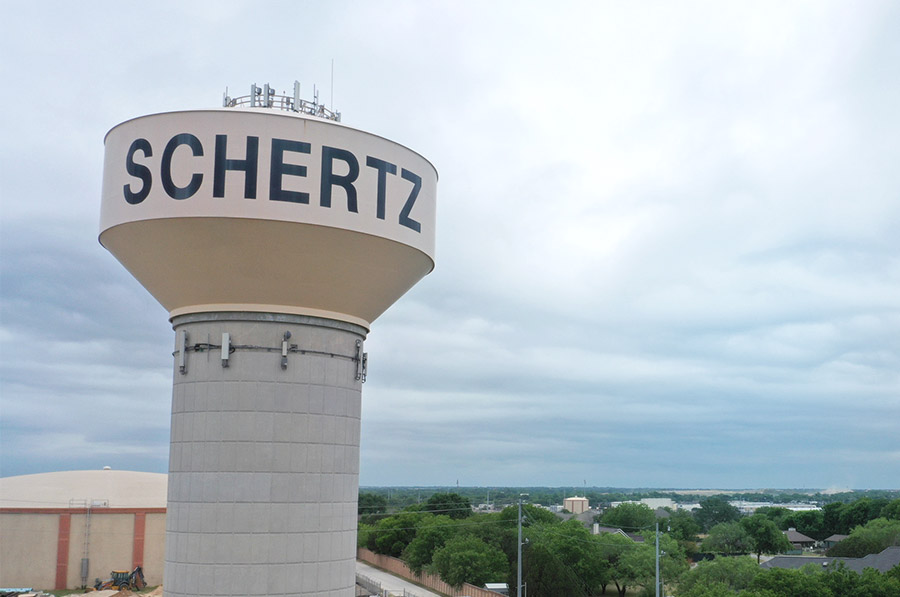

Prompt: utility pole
xmin=517 ymin=494 xmax=528 ymax=597
xmin=655 ymin=521 xmax=660 ymax=597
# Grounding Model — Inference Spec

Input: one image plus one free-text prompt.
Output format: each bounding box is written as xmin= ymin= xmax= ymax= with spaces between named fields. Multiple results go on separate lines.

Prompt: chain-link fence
xmin=356 ymin=572 xmax=430 ymax=597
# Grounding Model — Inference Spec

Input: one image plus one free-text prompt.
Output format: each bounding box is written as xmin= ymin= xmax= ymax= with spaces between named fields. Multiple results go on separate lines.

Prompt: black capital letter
xmin=270 ymin=138 xmax=311 ymax=204
xmin=365 ymin=156 xmax=397 ymax=220
xmin=213 ymin=135 xmax=259 ymax=198
xmin=320 ymin=146 xmax=359 ymax=212
xmin=161 ymin=133 xmax=204 ymax=200
xmin=399 ymin=169 xmax=422 ymax=233
xmin=124 ymin=138 xmax=152 ymax=204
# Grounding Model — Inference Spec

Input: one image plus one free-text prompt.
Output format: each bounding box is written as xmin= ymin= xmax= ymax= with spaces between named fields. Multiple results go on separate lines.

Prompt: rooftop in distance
xmin=0 ymin=470 xmax=168 ymax=509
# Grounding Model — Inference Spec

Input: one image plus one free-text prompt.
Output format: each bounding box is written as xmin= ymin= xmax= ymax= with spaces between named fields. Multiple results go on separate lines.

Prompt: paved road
xmin=356 ymin=560 xmax=444 ymax=597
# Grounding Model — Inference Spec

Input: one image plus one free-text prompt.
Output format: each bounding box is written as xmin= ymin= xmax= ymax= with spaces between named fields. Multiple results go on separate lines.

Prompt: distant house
xmin=761 ymin=546 xmax=900 ymax=575
xmin=558 ymin=510 xmax=598 ymax=538
xmin=593 ymin=524 xmax=645 ymax=543
xmin=823 ymin=534 xmax=849 ymax=549
xmin=783 ymin=528 xmax=816 ymax=550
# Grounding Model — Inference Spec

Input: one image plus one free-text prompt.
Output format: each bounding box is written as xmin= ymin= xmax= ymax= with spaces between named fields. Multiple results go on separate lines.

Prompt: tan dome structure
xmin=0 ymin=470 xmax=168 ymax=590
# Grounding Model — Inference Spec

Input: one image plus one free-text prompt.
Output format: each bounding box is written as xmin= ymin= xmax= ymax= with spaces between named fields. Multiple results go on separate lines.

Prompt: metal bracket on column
xmin=281 ymin=331 xmax=291 ymax=369
xmin=221 ymin=333 xmax=230 ymax=368
xmin=355 ymin=339 xmax=368 ymax=383
xmin=176 ymin=330 xmax=188 ymax=374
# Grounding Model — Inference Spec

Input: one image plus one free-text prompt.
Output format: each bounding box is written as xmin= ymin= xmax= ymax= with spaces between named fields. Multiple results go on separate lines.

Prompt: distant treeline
xmin=358 ymin=486 xmax=900 ymax=512
xmin=356 ymin=491 xmax=900 ymax=596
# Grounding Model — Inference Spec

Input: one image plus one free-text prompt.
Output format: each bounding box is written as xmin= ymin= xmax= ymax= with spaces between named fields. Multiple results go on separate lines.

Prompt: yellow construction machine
xmin=92 ymin=566 xmax=146 ymax=591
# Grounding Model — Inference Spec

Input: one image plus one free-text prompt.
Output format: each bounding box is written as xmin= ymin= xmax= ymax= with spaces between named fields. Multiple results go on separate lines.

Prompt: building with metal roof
xmin=0 ymin=470 xmax=167 ymax=590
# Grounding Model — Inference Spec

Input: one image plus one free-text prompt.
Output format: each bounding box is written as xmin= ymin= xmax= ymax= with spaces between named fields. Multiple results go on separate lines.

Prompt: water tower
xmin=99 ymin=82 xmax=437 ymax=597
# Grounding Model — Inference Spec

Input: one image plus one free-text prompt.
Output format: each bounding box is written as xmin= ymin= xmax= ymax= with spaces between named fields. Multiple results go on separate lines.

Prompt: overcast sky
xmin=2 ymin=1 xmax=898 ymax=490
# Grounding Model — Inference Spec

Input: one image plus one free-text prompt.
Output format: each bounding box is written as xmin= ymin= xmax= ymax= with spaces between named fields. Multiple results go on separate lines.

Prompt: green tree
xmin=402 ymin=514 xmax=456 ymax=573
xmin=740 ymin=514 xmax=793 ymax=563
xmin=881 ymin=498 xmax=900 ymax=520
xmin=601 ymin=503 xmax=656 ymax=531
xmin=358 ymin=491 xmax=388 ymax=515
xmin=754 ymin=507 xmax=792 ymax=529
xmin=357 ymin=522 xmax=374 ymax=548
xmin=819 ymin=561 xmax=860 ymax=597
xmin=857 ymin=567 xmax=900 ymax=597
xmin=826 ymin=517 xmax=900 ymax=557
xmin=466 ymin=511 xmax=513 ymax=549
xmin=888 ymin=563 xmax=900 ymax=583
xmin=526 ymin=520 xmax=608 ymax=595
xmin=702 ymin=522 xmax=753 ymax=555
xmin=743 ymin=567 xmax=832 ymax=597
xmin=678 ymin=582 xmax=735 ymax=597
xmin=695 ymin=497 xmax=741 ymax=531
xmin=677 ymin=556 xmax=759 ymax=596
xmin=499 ymin=503 xmax=561 ymax=527
xmin=822 ymin=502 xmax=845 ymax=535
xmin=467 ymin=511 xmax=518 ymax=566
xmin=522 ymin=543 xmax=586 ymax=597
xmin=736 ymin=588 xmax=782 ymax=597
xmin=431 ymin=535 xmax=509 ymax=588
xmin=495 ymin=501 xmax=562 ymax=565
xmin=668 ymin=509 xmax=702 ymax=542
xmin=368 ymin=511 xmax=425 ymax=557
xmin=783 ymin=509 xmax=825 ymax=540
xmin=596 ymin=532 xmax=639 ymax=597
xmin=358 ymin=491 xmax=388 ymax=523
xmin=617 ymin=534 xmax=688 ymax=596
xmin=839 ymin=497 xmax=888 ymax=532
xmin=424 ymin=492 xmax=472 ymax=519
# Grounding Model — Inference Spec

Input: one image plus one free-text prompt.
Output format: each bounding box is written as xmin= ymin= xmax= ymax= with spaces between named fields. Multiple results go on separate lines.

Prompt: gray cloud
xmin=2 ymin=0 xmax=898 ymax=488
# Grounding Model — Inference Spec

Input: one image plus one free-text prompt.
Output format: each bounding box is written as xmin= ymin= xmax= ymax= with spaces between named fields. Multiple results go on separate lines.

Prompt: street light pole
xmin=655 ymin=521 xmax=660 ymax=597
xmin=517 ymin=494 xmax=528 ymax=597
xmin=517 ymin=498 xmax=523 ymax=597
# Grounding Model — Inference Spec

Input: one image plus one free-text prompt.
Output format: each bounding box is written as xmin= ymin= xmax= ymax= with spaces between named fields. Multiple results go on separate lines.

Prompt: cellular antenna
xmin=223 ymin=80 xmax=341 ymax=121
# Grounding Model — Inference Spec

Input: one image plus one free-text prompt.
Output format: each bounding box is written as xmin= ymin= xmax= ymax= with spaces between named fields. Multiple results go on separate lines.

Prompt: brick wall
xmin=357 ymin=548 xmax=507 ymax=597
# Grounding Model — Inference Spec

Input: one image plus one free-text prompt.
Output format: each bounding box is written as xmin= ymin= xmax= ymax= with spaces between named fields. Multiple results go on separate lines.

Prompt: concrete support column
xmin=164 ymin=313 xmax=365 ymax=597
xmin=133 ymin=512 xmax=146 ymax=569
xmin=55 ymin=512 xmax=71 ymax=590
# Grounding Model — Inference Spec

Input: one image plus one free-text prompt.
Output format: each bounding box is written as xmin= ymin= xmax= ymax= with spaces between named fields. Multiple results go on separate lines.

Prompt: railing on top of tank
xmin=223 ymin=81 xmax=341 ymax=122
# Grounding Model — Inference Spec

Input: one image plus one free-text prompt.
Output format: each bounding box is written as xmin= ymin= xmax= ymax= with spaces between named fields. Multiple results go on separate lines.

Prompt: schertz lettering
xmin=123 ymin=133 xmax=423 ymax=233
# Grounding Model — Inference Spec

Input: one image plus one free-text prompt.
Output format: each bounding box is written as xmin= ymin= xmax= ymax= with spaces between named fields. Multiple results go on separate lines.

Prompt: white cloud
xmin=2 ymin=0 xmax=899 ymax=487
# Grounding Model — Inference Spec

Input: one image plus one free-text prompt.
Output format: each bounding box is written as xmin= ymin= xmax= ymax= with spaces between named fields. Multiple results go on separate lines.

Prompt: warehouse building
xmin=0 ymin=469 xmax=166 ymax=590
